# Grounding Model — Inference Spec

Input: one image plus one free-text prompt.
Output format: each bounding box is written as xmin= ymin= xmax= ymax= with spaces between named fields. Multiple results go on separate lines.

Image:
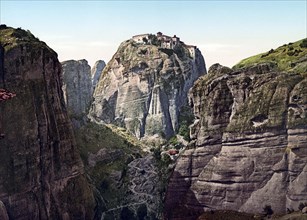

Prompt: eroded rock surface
xmin=62 ymin=59 xmax=92 ymax=117
xmin=91 ymin=60 xmax=105 ymax=91
xmin=0 ymin=26 xmax=95 ymax=219
xmin=165 ymin=63 xmax=307 ymax=218
xmin=89 ymin=37 xmax=206 ymax=140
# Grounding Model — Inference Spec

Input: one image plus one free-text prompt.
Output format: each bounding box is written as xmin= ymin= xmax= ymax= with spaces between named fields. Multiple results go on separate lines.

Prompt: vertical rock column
xmin=0 ymin=26 xmax=95 ymax=220
xmin=62 ymin=59 xmax=93 ymax=117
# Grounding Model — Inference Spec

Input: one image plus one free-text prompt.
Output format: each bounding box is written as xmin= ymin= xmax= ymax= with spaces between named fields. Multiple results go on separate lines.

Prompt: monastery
xmin=132 ymin=32 xmax=197 ymax=58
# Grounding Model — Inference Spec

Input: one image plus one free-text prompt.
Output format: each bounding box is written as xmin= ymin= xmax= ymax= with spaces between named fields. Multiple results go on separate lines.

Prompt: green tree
xmin=299 ymin=39 xmax=307 ymax=48
xmin=142 ymin=37 xmax=148 ymax=44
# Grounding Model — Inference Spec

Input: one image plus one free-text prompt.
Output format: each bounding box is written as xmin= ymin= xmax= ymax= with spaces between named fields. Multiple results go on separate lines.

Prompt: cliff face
xmin=89 ymin=38 xmax=206 ymax=140
xmin=91 ymin=60 xmax=105 ymax=91
xmin=0 ymin=26 xmax=95 ymax=219
xmin=165 ymin=63 xmax=307 ymax=218
xmin=62 ymin=59 xmax=92 ymax=117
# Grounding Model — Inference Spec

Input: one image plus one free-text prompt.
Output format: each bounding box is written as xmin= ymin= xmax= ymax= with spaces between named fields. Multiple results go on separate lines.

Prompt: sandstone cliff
xmin=62 ymin=59 xmax=92 ymax=117
xmin=91 ymin=60 xmax=105 ymax=91
xmin=0 ymin=26 xmax=95 ymax=219
xmin=165 ymin=61 xmax=307 ymax=218
xmin=89 ymin=36 xmax=206 ymax=140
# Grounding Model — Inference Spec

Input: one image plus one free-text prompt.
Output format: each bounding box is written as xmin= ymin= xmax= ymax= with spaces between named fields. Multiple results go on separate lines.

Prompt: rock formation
xmin=0 ymin=26 xmax=95 ymax=219
xmin=89 ymin=35 xmax=206 ymax=140
xmin=165 ymin=62 xmax=307 ymax=218
xmin=91 ymin=60 xmax=105 ymax=91
xmin=62 ymin=59 xmax=92 ymax=117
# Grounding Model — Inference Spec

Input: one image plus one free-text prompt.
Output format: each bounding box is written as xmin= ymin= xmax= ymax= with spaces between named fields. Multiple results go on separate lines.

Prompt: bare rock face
xmin=165 ymin=63 xmax=307 ymax=218
xmin=91 ymin=60 xmax=105 ymax=91
xmin=89 ymin=37 xmax=206 ymax=140
xmin=0 ymin=26 xmax=95 ymax=219
xmin=0 ymin=200 xmax=9 ymax=220
xmin=62 ymin=59 xmax=92 ymax=117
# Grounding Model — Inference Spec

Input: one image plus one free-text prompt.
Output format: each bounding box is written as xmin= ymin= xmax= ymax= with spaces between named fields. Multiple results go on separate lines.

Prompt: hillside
xmin=233 ymin=38 xmax=307 ymax=75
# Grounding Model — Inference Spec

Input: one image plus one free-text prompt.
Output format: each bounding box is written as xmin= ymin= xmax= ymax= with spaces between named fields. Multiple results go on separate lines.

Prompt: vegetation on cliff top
xmin=0 ymin=25 xmax=53 ymax=53
xmin=233 ymin=38 xmax=307 ymax=76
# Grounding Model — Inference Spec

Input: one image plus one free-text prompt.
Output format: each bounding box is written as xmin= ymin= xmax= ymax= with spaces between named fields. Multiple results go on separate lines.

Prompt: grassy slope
xmin=233 ymin=38 xmax=307 ymax=76
xmin=0 ymin=25 xmax=53 ymax=53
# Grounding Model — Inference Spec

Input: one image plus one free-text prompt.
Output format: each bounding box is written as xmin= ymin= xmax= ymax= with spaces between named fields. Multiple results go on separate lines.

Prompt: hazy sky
xmin=0 ymin=0 xmax=306 ymax=68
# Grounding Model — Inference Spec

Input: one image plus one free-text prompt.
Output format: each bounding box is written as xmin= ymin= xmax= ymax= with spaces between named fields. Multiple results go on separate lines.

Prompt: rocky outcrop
xmin=165 ymin=63 xmax=307 ymax=218
xmin=62 ymin=59 xmax=92 ymax=117
xmin=0 ymin=26 xmax=95 ymax=219
xmin=0 ymin=200 xmax=9 ymax=220
xmin=89 ymin=37 xmax=206 ymax=140
xmin=91 ymin=60 xmax=105 ymax=91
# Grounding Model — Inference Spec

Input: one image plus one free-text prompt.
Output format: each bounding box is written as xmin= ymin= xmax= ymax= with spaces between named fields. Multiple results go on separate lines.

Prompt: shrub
xmin=299 ymin=39 xmax=307 ymax=48
xmin=169 ymin=136 xmax=179 ymax=146
xmin=148 ymin=34 xmax=160 ymax=46
xmin=142 ymin=37 xmax=148 ymax=44
xmin=287 ymin=51 xmax=295 ymax=56
xmin=178 ymin=123 xmax=190 ymax=141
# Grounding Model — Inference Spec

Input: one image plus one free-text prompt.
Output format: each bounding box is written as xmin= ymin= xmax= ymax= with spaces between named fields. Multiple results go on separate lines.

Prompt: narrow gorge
xmin=0 ymin=25 xmax=306 ymax=220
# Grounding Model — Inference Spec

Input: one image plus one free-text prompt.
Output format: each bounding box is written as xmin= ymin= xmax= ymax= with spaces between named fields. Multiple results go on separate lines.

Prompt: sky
xmin=0 ymin=0 xmax=306 ymax=69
